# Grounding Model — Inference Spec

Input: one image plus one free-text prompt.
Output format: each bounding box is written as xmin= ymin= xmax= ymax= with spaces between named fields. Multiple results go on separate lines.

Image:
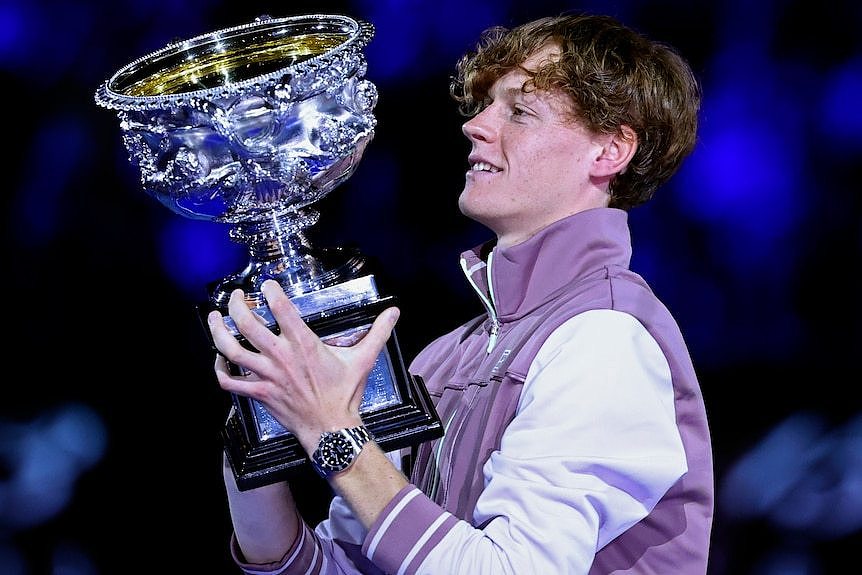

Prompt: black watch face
xmin=317 ymin=434 xmax=355 ymax=469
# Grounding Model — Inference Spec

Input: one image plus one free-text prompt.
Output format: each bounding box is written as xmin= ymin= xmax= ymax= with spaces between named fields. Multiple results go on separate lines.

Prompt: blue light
xmin=0 ymin=404 xmax=106 ymax=530
xmin=819 ymin=57 xmax=862 ymax=152
xmin=356 ymin=0 xmax=506 ymax=83
xmin=0 ymin=4 xmax=25 ymax=64
xmin=156 ymin=218 xmax=246 ymax=300
xmin=14 ymin=117 xmax=91 ymax=245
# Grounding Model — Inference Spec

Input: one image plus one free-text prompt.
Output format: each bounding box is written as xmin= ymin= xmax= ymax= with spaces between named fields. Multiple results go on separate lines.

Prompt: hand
xmin=206 ymin=279 xmax=400 ymax=451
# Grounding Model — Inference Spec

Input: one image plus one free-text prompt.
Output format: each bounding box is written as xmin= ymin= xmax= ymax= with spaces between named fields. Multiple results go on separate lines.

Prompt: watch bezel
xmin=311 ymin=426 xmax=371 ymax=477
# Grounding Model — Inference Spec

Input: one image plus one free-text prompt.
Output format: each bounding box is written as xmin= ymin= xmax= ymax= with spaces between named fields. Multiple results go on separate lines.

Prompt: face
xmin=459 ymin=44 xmax=612 ymax=248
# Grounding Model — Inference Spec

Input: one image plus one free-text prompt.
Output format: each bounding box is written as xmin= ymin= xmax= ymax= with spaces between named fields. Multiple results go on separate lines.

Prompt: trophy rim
xmin=93 ymin=13 xmax=373 ymax=111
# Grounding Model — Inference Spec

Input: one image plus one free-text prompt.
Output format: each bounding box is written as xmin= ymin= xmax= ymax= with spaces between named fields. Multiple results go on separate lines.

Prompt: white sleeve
xmin=419 ymin=309 xmax=687 ymax=574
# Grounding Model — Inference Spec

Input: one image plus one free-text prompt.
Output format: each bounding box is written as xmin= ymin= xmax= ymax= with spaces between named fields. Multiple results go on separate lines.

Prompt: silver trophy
xmin=95 ymin=13 xmax=441 ymax=489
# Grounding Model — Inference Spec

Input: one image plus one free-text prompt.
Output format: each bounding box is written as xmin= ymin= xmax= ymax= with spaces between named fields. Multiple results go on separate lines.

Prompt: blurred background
xmin=1 ymin=0 xmax=860 ymax=573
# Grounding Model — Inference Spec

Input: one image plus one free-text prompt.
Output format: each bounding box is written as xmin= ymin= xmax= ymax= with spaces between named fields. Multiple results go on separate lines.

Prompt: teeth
xmin=471 ymin=162 xmax=500 ymax=173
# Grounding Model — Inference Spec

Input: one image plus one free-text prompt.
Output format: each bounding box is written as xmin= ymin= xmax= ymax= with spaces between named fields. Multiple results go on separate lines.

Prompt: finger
xmin=261 ymin=279 xmax=314 ymax=344
xmin=213 ymin=353 xmax=265 ymax=398
xmin=227 ymin=288 xmax=281 ymax=349
xmin=356 ymin=306 xmax=400 ymax=362
xmin=213 ymin=353 xmax=257 ymax=378
xmin=213 ymin=353 xmax=231 ymax=377
xmin=207 ymin=309 xmax=269 ymax=374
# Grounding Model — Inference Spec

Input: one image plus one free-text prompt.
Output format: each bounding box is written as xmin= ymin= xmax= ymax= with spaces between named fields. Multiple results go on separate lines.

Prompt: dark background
xmin=1 ymin=0 xmax=860 ymax=573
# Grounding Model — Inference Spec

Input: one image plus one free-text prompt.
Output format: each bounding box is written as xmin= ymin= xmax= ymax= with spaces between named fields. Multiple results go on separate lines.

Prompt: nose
xmin=462 ymin=107 xmax=494 ymax=143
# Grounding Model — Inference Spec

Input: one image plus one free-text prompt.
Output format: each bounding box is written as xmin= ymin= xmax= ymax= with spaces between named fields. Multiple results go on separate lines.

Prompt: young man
xmin=208 ymin=12 xmax=714 ymax=574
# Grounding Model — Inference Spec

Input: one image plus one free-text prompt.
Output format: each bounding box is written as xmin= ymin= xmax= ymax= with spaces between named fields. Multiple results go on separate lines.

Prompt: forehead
xmin=521 ymin=42 xmax=562 ymax=72
xmin=493 ymin=41 xmax=562 ymax=98
xmin=493 ymin=43 xmax=576 ymax=117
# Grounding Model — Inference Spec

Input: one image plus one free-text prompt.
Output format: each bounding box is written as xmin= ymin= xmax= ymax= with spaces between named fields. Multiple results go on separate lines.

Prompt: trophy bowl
xmin=95 ymin=13 xmax=442 ymax=489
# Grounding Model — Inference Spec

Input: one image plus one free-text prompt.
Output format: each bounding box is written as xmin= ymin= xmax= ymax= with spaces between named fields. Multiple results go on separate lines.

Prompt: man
xmin=208 ymin=12 xmax=714 ymax=574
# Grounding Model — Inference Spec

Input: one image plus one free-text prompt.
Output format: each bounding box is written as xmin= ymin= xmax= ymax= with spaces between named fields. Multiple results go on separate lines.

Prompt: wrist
xmin=297 ymin=416 xmax=365 ymax=454
xmin=310 ymin=425 xmax=373 ymax=478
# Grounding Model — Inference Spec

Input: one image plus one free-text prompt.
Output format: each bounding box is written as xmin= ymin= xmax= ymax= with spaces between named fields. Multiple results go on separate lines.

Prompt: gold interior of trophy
xmin=111 ymin=31 xmax=349 ymax=97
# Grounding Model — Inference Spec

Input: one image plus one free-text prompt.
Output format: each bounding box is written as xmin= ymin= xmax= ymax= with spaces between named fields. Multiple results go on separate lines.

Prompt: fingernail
xmin=261 ymin=280 xmax=277 ymax=297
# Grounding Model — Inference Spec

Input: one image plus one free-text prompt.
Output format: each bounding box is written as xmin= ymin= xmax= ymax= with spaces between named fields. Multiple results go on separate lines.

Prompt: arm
xmin=210 ymin=282 xmax=685 ymax=574
xmin=362 ymin=309 xmax=687 ymax=574
xmin=221 ymin=453 xmax=301 ymax=564
xmin=208 ymin=280 xmax=410 ymax=572
xmin=328 ymin=442 xmax=409 ymax=528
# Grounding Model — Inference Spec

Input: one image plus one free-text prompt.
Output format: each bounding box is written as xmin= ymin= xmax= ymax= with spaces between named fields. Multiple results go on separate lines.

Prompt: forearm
xmin=328 ymin=441 xmax=409 ymax=530
xmin=223 ymin=454 xmax=302 ymax=564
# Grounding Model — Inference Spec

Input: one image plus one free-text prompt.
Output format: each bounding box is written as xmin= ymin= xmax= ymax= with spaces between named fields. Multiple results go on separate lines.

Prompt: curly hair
xmin=450 ymin=13 xmax=701 ymax=210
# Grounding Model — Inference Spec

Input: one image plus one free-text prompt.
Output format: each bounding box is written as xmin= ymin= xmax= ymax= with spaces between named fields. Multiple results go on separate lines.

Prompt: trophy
xmin=95 ymin=14 xmax=442 ymax=490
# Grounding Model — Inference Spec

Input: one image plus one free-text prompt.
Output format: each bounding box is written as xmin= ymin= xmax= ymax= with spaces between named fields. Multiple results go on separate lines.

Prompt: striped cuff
xmin=231 ymin=521 xmax=323 ymax=575
xmin=362 ymin=486 xmax=459 ymax=574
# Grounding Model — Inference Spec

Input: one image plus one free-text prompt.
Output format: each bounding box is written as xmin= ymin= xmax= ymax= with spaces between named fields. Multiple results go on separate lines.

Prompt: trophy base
xmin=198 ymin=276 xmax=443 ymax=491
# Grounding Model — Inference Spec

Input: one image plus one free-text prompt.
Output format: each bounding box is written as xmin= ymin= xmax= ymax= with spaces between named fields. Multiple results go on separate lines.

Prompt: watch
xmin=310 ymin=425 xmax=372 ymax=478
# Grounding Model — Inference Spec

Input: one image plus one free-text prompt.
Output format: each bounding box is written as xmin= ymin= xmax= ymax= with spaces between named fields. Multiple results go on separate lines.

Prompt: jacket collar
xmin=460 ymin=208 xmax=633 ymax=320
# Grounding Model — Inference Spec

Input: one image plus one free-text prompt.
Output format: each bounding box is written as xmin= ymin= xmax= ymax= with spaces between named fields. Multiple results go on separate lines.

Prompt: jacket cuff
xmin=362 ymin=485 xmax=458 ymax=574
xmin=231 ymin=521 xmax=322 ymax=575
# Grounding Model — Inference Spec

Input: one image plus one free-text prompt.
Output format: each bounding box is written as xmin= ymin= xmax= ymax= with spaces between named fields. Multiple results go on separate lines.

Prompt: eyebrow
xmin=504 ymin=85 xmax=527 ymax=97
xmin=499 ymin=85 xmax=537 ymax=102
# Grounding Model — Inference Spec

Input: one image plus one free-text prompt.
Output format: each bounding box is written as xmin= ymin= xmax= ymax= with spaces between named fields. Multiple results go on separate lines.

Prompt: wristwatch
xmin=310 ymin=425 xmax=372 ymax=478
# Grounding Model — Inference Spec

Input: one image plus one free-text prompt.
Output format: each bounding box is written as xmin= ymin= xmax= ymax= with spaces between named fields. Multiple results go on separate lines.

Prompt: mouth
xmin=468 ymin=160 xmax=502 ymax=174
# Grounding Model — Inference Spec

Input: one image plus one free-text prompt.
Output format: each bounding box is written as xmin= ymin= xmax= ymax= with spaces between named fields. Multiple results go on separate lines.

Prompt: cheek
xmin=514 ymin=145 xmax=574 ymax=188
xmin=509 ymin=143 xmax=548 ymax=180
xmin=537 ymin=140 xmax=587 ymax=182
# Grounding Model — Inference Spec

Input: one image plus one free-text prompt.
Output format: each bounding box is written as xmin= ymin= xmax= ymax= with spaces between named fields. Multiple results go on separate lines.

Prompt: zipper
xmin=460 ymin=251 xmax=501 ymax=354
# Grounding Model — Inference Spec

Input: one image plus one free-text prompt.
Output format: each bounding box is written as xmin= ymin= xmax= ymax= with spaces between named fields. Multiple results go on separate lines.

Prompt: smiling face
xmin=458 ymin=44 xmax=619 ymax=248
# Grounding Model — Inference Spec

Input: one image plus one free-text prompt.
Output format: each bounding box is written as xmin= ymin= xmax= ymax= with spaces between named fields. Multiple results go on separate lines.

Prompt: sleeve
xmin=231 ymin=451 xmax=408 ymax=575
xmin=360 ymin=309 xmax=687 ymax=574
xmin=229 ymin=498 xmax=371 ymax=575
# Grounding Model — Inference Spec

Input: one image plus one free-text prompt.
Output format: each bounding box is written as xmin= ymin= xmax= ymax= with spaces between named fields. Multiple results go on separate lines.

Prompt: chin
xmin=458 ymin=193 xmax=497 ymax=228
xmin=458 ymin=197 xmax=480 ymax=221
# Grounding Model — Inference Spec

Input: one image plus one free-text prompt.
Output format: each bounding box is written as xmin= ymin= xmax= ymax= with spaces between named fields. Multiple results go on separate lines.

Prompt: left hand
xmin=206 ymin=279 xmax=400 ymax=451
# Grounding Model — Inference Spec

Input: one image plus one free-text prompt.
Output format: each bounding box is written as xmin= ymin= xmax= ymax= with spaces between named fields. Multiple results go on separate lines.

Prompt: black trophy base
xmin=203 ymin=295 xmax=443 ymax=491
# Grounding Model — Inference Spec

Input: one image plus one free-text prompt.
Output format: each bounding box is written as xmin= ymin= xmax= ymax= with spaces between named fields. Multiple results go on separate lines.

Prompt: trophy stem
xmin=209 ymin=208 xmax=366 ymax=310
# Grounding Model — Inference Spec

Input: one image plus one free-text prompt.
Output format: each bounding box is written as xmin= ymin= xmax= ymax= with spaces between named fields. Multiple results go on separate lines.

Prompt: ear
xmin=591 ymin=125 xmax=638 ymax=178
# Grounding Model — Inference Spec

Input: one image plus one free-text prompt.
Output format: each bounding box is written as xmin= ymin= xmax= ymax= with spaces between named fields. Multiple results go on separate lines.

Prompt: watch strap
xmin=342 ymin=425 xmax=372 ymax=447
